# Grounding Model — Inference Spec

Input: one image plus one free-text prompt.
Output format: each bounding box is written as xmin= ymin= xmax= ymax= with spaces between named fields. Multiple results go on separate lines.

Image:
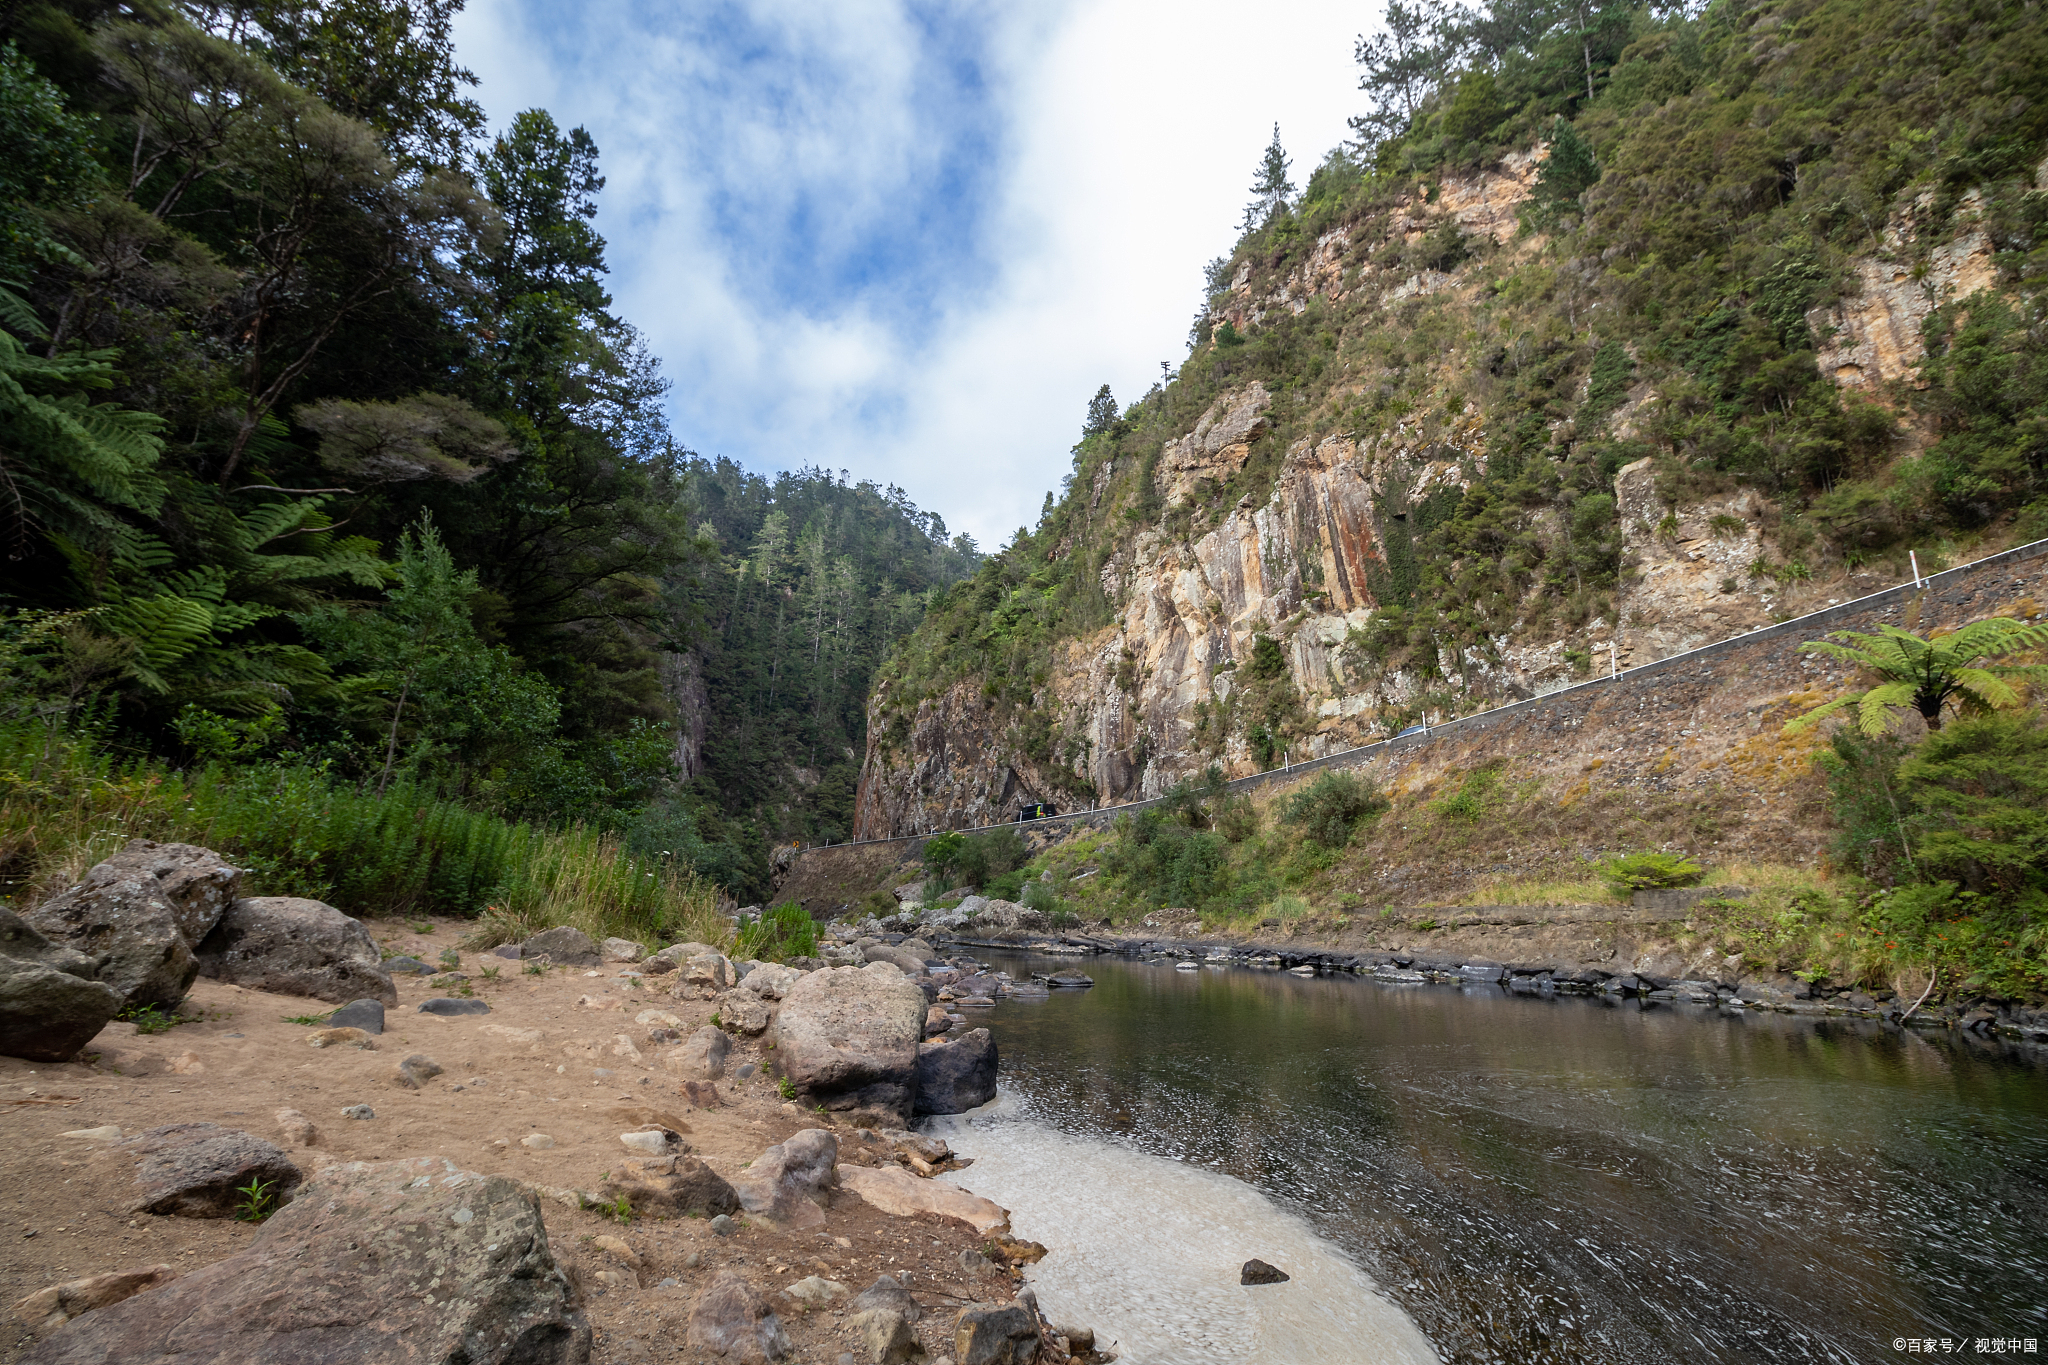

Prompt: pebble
xmin=520 ymin=1133 xmax=555 ymax=1150
xmin=709 ymin=1214 xmax=737 ymax=1237
xmin=341 ymin=1105 xmax=375 ymax=1120
xmin=417 ymin=998 xmax=491 ymax=1016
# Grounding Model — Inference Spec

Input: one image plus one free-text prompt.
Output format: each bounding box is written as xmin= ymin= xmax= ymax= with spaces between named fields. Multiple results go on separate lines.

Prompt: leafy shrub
xmin=1278 ymin=771 xmax=1388 ymax=848
xmin=953 ymin=828 xmax=1026 ymax=890
xmin=735 ymin=902 xmax=819 ymax=963
xmin=1432 ymin=765 xmax=1503 ymax=823
xmin=1597 ymin=852 xmax=1706 ymax=895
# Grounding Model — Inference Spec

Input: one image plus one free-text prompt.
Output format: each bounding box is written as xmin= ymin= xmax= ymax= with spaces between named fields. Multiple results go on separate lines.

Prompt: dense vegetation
xmin=872 ymin=0 xmax=2048 ymax=779
xmin=0 ymin=1 xmax=969 ymax=912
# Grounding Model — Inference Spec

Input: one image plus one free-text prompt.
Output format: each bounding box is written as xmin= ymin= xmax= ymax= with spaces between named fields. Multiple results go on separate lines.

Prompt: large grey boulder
xmin=0 ymin=908 xmax=123 ymax=1062
xmin=861 ymin=944 xmax=927 ymax=978
xmin=123 ymin=1123 xmax=304 ymax=1218
xmin=771 ymin=962 xmax=927 ymax=1123
xmin=25 ymin=841 xmax=241 ymax=1011
xmin=521 ymin=926 xmax=601 ymax=967
xmin=914 ymin=1027 xmax=998 ymax=1115
xmin=194 ymin=897 xmax=396 ymax=1005
xmin=731 ymin=1129 xmax=838 ymax=1229
xmin=23 ymin=1156 xmax=588 ymax=1365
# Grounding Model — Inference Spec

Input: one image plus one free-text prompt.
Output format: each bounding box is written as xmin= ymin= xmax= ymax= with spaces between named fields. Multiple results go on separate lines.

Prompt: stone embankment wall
xmin=794 ymin=536 xmax=2048 ymax=910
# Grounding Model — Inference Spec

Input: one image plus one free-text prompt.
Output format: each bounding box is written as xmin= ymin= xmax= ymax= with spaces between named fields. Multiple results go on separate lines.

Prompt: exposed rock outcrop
xmin=25 ymin=841 xmax=242 ymax=1011
xmin=0 ymin=908 xmax=124 ymax=1062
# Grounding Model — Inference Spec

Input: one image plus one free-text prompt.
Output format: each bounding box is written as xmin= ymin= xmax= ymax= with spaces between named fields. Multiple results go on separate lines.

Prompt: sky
xmin=450 ymin=0 xmax=1375 ymax=550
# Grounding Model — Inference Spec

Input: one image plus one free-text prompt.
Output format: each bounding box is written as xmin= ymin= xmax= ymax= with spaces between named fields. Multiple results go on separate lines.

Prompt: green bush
xmin=953 ymin=828 xmax=1025 ymax=890
xmin=735 ymin=902 xmax=819 ymax=963
xmin=1278 ymin=771 xmax=1388 ymax=849
xmin=1596 ymin=851 xmax=1706 ymax=895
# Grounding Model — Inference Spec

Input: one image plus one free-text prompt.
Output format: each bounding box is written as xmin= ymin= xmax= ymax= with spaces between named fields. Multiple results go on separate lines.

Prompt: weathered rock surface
xmin=194 ymin=897 xmax=395 ymax=1005
xmin=600 ymin=936 xmax=645 ymax=963
xmin=739 ymin=962 xmax=801 ymax=999
xmin=24 ymin=840 xmax=241 ymax=1011
xmin=953 ymin=1301 xmax=1040 ymax=1365
xmin=834 ymin=1164 xmax=1009 ymax=1236
xmin=12 ymin=1265 xmax=178 ymax=1333
xmin=914 ymin=1028 xmax=997 ymax=1115
xmin=393 ymin=1053 xmax=444 ymax=1089
xmin=122 ymin=1124 xmax=303 ymax=1219
xmin=24 ymin=1156 xmax=589 ymax=1364
xmin=522 ymin=926 xmax=602 ymax=967
xmin=715 ymin=989 xmax=772 ymax=1035
xmin=600 ymin=1155 xmax=739 ymax=1219
xmin=686 ymin=1272 xmax=793 ymax=1362
xmin=860 ymin=944 xmax=927 ymax=978
xmin=0 ymin=908 xmax=124 ymax=1062
xmin=731 ymin=1129 xmax=837 ymax=1229
xmin=419 ymin=996 xmax=490 ymax=1016
xmin=849 ymin=1307 xmax=922 ymax=1364
xmin=849 ymin=1274 xmax=923 ymax=1323
xmin=1240 ymin=1258 xmax=1290 ymax=1285
xmin=665 ymin=1025 xmax=729 ymax=1080
xmin=771 ymin=963 xmax=927 ymax=1122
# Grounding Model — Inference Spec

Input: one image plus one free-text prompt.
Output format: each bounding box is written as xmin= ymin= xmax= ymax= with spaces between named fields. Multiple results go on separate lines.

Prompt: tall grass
xmin=0 ymin=724 xmax=727 ymax=950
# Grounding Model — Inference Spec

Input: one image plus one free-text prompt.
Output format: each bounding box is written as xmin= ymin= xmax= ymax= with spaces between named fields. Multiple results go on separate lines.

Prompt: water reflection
xmin=969 ymin=952 xmax=2048 ymax=1365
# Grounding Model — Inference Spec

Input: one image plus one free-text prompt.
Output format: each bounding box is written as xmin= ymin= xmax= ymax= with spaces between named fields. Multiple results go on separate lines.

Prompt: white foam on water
xmin=926 ymin=1096 xmax=1441 ymax=1365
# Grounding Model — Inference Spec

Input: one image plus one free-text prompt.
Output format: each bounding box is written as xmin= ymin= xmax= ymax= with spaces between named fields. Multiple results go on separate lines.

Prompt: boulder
xmin=600 ymin=1155 xmax=739 ymax=1219
xmin=12 ymin=1265 xmax=179 ymax=1333
xmin=326 ymin=998 xmax=385 ymax=1034
xmin=923 ymin=1004 xmax=952 ymax=1039
xmin=914 ymin=1028 xmax=997 ymax=1115
xmin=665 ymin=1026 xmax=729 ymax=1080
xmin=850 ymin=1274 xmax=923 ymax=1322
xmin=680 ymin=951 xmax=735 ymax=996
xmin=122 ymin=1124 xmax=303 ymax=1218
xmin=849 ymin=1308 xmax=922 ymax=1364
xmin=521 ymin=926 xmax=602 ymax=967
xmin=22 ymin=1156 xmax=588 ymax=1365
xmin=971 ymin=899 xmax=1047 ymax=933
xmin=0 ymin=908 xmax=124 ymax=1062
xmin=194 ymin=897 xmax=396 ymax=1005
xmin=953 ymin=1301 xmax=1040 ymax=1365
xmin=731 ymin=1129 xmax=837 ymax=1229
xmin=740 ymin=962 xmax=802 ymax=1000
xmin=771 ymin=963 xmax=927 ymax=1123
xmin=861 ymin=944 xmax=927 ymax=978
xmin=24 ymin=840 xmax=241 ymax=1011
xmin=600 ymin=937 xmax=645 ymax=963
xmin=686 ymin=1272 xmax=793 ymax=1362
xmin=834 ymin=1164 xmax=1009 ymax=1236
xmin=716 ymin=989 xmax=772 ymax=1036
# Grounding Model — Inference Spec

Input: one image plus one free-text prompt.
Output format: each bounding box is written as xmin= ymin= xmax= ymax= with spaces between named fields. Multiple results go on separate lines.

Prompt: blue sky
xmin=451 ymin=0 xmax=1371 ymax=548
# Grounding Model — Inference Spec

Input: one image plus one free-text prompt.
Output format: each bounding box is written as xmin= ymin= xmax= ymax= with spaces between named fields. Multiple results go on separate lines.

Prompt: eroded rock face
xmin=0 ymin=908 xmax=124 ymax=1062
xmin=914 ymin=1028 xmax=997 ymax=1115
xmin=25 ymin=841 xmax=242 ymax=1011
xmin=25 ymin=1157 xmax=589 ymax=1365
xmin=771 ymin=964 xmax=927 ymax=1123
xmin=194 ymin=897 xmax=396 ymax=1005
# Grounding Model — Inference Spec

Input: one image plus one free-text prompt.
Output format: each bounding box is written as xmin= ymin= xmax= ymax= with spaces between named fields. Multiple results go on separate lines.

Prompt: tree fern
xmin=1785 ymin=619 xmax=2048 ymax=735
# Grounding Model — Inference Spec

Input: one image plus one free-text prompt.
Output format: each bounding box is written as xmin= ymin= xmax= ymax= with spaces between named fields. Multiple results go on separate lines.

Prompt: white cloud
xmin=452 ymin=0 xmax=1371 ymax=547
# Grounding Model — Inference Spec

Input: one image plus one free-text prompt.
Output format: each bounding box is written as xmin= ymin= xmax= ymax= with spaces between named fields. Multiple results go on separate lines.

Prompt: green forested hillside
xmin=874 ymin=0 xmax=2048 ymax=761
xmin=0 ymin=0 xmax=968 ymax=910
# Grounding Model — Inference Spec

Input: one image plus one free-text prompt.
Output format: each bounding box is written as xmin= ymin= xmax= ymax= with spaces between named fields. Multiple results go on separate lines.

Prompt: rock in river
xmin=771 ymin=963 xmax=926 ymax=1123
xmin=22 ymin=1156 xmax=588 ymax=1365
xmin=1240 ymin=1258 xmax=1290 ymax=1285
xmin=913 ymin=1027 xmax=997 ymax=1115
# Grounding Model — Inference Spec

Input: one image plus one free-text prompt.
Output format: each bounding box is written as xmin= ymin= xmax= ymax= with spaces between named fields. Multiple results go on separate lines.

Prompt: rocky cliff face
xmin=852 ymin=153 xmax=2031 ymax=842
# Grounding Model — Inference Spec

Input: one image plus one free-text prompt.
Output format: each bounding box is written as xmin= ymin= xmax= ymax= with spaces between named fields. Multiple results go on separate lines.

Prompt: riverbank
xmin=0 ymin=917 xmax=1099 ymax=1365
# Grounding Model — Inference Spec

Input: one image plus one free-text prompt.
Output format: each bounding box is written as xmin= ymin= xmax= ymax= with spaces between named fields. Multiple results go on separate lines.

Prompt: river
xmin=924 ymin=951 xmax=2048 ymax=1365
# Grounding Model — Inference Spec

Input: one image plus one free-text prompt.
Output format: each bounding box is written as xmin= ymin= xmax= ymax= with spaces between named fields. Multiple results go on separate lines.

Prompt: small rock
xmin=601 ymin=937 xmax=646 ymax=963
xmin=731 ymin=1130 xmax=838 ymax=1229
xmin=417 ymin=997 xmax=490 ymax=1016
xmin=1240 ymin=1258 xmax=1289 ymax=1285
xmin=849 ymin=1307 xmax=922 ymax=1363
xmin=592 ymin=1233 xmax=642 ymax=1268
xmin=850 ymin=1275 xmax=922 ymax=1323
xmin=488 ymin=944 xmax=523 ymax=960
xmin=666 ymin=1026 xmax=730 ymax=1081
xmin=326 ymin=999 xmax=386 ymax=1034
xmin=1057 ymin=1325 xmax=1095 ymax=1353
xmin=58 ymin=1125 xmax=123 ymax=1142
xmin=780 ymin=1275 xmax=848 ymax=1309
xmin=952 ymin=1301 xmax=1038 ymax=1365
xmin=618 ymin=1128 xmax=683 ymax=1156
xmin=274 ymin=1109 xmax=317 ymax=1147
xmin=12 ymin=1264 xmax=179 ymax=1332
xmin=383 ymin=956 xmax=435 ymax=975
xmin=122 ymin=1124 xmax=303 ymax=1218
xmin=709 ymin=1214 xmax=738 ymax=1237
xmin=716 ymin=990 xmax=772 ymax=1036
xmin=167 ymin=1051 xmax=204 ymax=1075
xmin=519 ymin=1133 xmax=555 ymax=1150
xmin=394 ymin=1054 xmax=444 ymax=1089
xmin=601 ymin=1155 xmax=739 ymax=1219
xmin=521 ymin=926 xmax=603 ymax=967
xmin=956 ymin=1250 xmax=993 ymax=1275
xmin=308 ymin=1027 xmax=376 ymax=1050
xmin=635 ymin=1009 xmax=683 ymax=1028
xmin=686 ymin=1271 xmax=793 ymax=1361
xmin=681 ymin=1080 xmax=722 ymax=1109
xmin=340 ymin=1105 xmax=375 ymax=1120
xmin=610 ymin=1033 xmax=645 ymax=1064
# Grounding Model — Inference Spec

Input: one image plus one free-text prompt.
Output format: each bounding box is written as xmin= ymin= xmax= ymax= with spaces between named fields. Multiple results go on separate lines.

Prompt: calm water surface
xmin=942 ymin=952 xmax=2048 ymax=1365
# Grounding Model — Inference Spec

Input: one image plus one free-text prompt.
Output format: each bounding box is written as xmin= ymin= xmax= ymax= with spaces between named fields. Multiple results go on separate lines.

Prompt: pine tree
xmin=1083 ymin=384 xmax=1118 ymax=438
xmin=1243 ymin=124 xmax=1295 ymax=231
